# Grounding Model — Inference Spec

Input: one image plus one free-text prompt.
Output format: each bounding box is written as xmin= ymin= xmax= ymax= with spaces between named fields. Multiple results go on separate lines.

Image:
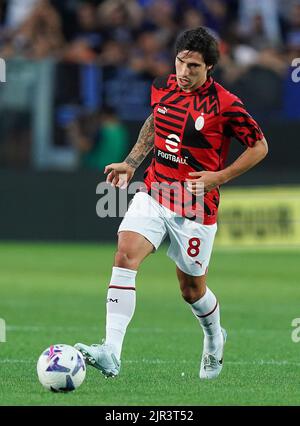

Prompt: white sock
xmin=105 ymin=266 xmax=137 ymax=359
xmin=190 ymin=287 xmax=223 ymax=353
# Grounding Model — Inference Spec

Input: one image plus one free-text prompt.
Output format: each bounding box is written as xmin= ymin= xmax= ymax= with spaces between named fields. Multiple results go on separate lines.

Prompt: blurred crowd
xmin=0 ymin=0 xmax=299 ymax=170
xmin=0 ymin=0 xmax=297 ymax=83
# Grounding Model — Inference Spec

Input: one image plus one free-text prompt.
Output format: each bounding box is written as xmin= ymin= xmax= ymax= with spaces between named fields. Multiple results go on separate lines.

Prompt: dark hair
xmin=175 ymin=27 xmax=220 ymax=72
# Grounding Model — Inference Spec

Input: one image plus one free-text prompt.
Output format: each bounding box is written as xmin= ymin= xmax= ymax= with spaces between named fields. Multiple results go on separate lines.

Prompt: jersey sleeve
xmin=222 ymin=98 xmax=264 ymax=147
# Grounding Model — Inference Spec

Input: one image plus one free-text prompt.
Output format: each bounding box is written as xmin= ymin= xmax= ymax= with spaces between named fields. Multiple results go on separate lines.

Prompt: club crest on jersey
xmin=158 ymin=106 xmax=168 ymax=115
xmin=165 ymin=134 xmax=180 ymax=153
xmin=195 ymin=114 xmax=205 ymax=131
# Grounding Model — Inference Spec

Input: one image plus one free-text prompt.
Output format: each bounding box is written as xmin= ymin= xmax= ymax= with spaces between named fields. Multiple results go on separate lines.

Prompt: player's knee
xmin=179 ymin=279 xmax=206 ymax=304
xmin=181 ymin=287 xmax=199 ymax=304
xmin=114 ymin=249 xmax=139 ymax=270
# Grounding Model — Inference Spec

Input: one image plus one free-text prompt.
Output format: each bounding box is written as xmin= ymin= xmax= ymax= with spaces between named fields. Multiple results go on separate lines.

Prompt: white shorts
xmin=118 ymin=192 xmax=217 ymax=276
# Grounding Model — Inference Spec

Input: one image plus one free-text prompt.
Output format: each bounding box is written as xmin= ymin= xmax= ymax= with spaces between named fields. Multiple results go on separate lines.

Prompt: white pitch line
xmin=0 ymin=359 xmax=300 ymax=367
xmin=6 ymin=325 xmax=99 ymax=332
xmin=5 ymin=326 xmax=283 ymax=334
xmin=0 ymin=359 xmax=34 ymax=364
xmin=125 ymin=359 xmax=300 ymax=367
xmin=6 ymin=326 xmax=167 ymax=333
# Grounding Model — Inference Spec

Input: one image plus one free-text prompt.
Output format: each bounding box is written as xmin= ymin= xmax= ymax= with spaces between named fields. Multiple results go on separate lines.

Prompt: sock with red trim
xmin=105 ymin=266 xmax=137 ymax=359
xmin=190 ymin=287 xmax=223 ymax=353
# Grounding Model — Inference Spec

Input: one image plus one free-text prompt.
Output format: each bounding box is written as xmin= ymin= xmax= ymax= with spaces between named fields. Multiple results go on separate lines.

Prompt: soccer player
xmin=75 ymin=27 xmax=268 ymax=379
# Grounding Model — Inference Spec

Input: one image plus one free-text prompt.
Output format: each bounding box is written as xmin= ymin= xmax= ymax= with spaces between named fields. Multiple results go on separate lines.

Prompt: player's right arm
xmin=104 ymin=113 xmax=155 ymax=188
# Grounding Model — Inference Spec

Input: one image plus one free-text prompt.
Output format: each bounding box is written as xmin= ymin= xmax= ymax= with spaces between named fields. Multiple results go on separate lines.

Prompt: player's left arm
xmin=217 ymin=137 xmax=268 ymax=185
xmin=187 ymin=138 xmax=268 ymax=194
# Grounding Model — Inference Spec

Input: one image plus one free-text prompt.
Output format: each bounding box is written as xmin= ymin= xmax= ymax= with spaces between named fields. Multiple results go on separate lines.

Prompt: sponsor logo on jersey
xmin=157 ymin=106 xmax=168 ymax=115
xmin=157 ymin=149 xmax=188 ymax=165
xmin=165 ymin=133 xmax=180 ymax=153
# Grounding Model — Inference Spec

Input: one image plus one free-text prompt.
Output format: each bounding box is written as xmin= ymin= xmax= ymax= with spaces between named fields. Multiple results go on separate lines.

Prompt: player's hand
xmin=186 ymin=171 xmax=224 ymax=195
xmin=104 ymin=162 xmax=135 ymax=189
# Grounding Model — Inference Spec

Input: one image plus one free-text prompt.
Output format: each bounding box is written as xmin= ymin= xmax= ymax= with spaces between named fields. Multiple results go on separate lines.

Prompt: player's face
xmin=175 ymin=50 xmax=212 ymax=92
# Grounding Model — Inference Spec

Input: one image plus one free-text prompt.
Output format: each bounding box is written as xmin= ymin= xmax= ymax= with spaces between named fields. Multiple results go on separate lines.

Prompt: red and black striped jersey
xmin=143 ymin=74 xmax=264 ymax=224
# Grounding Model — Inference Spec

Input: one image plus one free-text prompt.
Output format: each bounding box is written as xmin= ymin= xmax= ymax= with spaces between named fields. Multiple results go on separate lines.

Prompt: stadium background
xmin=0 ymin=0 xmax=300 ymax=406
xmin=0 ymin=0 xmax=299 ymax=245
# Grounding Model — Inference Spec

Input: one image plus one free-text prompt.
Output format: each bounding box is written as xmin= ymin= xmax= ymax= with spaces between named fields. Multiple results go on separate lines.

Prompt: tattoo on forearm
xmin=125 ymin=114 xmax=155 ymax=169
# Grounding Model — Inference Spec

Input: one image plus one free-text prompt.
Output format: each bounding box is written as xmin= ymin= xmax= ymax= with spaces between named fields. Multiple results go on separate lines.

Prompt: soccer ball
xmin=37 ymin=344 xmax=86 ymax=392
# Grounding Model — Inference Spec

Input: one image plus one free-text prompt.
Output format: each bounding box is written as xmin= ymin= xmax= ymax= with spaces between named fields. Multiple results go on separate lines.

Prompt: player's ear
xmin=207 ymin=65 xmax=213 ymax=71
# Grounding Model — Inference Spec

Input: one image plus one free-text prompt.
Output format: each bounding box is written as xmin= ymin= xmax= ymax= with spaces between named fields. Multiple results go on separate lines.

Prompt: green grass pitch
xmin=0 ymin=242 xmax=299 ymax=406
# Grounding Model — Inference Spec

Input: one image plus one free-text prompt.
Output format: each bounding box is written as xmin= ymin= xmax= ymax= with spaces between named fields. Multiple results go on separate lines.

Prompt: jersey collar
xmin=196 ymin=76 xmax=213 ymax=93
xmin=175 ymin=76 xmax=214 ymax=95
